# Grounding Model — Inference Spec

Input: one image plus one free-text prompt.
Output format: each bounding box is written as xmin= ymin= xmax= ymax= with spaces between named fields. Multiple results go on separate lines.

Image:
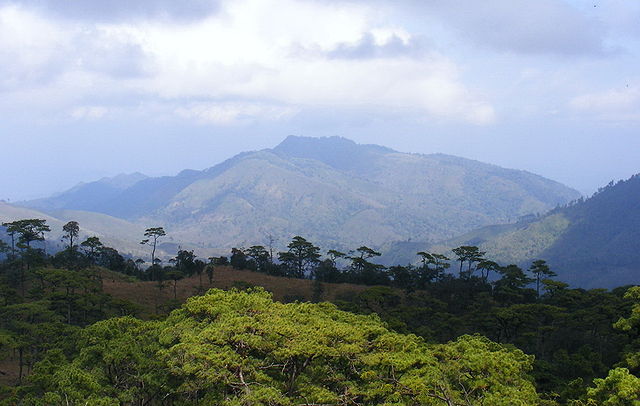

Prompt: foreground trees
xmin=20 ymin=288 xmax=543 ymax=406
xmin=1 ymin=221 xmax=638 ymax=404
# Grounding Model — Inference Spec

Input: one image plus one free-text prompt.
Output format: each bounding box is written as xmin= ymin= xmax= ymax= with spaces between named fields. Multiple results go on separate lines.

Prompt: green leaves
xmin=584 ymin=368 xmax=640 ymax=406
xmin=21 ymin=288 xmax=546 ymax=405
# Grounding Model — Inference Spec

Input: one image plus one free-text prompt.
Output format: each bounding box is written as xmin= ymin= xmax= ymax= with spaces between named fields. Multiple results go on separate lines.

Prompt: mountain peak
xmin=273 ymin=135 xmax=395 ymax=172
xmin=98 ymin=172 xmax=148 ymax=189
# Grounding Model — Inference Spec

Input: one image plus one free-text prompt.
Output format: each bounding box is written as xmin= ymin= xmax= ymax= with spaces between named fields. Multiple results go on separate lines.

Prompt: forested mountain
xmin=23 ymin=136 xmax=579 ymax=251
xmin=437 ymin=174 xmax=640 ymax=288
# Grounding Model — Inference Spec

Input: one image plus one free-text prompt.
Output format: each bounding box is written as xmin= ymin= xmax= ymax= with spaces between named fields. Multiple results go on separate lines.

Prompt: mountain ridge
xmin=19 ymin=136 xmax=580 ymax=253
xmin=431 ymin=174 xmax=640 ymax=288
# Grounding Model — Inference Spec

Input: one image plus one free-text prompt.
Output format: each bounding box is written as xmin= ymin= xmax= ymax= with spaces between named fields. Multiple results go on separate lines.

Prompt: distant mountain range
xmin=433 ymin=174 xmax=640 ymax=288
xmin=19 ymin=136 xmax=579 ymax=256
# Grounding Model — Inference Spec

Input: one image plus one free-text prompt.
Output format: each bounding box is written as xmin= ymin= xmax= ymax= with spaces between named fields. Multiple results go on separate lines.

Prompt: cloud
xmin=0 ymin=4 xmax=149 ymax=92
xmin=0 ymin=0 xmax=220 ymax=22
xmin=570 ymin=83 xmax=640 ymax=121
xmin=0 ymin=0 xmax=495 ymax=125
xmin=327 ymin=31 xmax=427 ymax=59
xmin=402 ymin=0 xmax=607 ymax=56
xmin=175 ymin=102 xmax=299 ymax=124
xmin=70 ymin=105 xmax=109 ymax=120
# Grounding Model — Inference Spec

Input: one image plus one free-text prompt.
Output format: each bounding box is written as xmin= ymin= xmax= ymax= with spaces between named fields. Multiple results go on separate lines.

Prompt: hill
xmin=26 ymin=172 xmax=148 ymax=213
xmin=0 ymin=202 xmax=151 ymax=257
xmin=434 ymin=174 xmax=640 ymax=288
xmin=21 ymin=136 xmax=580 ymax=253
xmin=102 ymin=265 xmax=368 ymax=315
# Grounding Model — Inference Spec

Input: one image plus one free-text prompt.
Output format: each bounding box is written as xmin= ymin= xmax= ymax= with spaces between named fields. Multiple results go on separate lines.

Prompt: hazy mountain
xmin=23 ymin=136 xmax=580 ymax=253
xmin=26 ymin=172 xmax=148 ymax=213
xmin=434 ymin=174 xmax=640 ymax=288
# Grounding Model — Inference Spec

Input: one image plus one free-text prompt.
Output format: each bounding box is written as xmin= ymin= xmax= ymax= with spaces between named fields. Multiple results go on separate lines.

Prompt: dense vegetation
xmin=0 ymin=219 xmax=639 ymax=404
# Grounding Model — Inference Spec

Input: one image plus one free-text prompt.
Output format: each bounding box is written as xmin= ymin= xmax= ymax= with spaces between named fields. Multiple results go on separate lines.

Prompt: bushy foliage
xmin=17 ymin=289 xmax=544 ymax=406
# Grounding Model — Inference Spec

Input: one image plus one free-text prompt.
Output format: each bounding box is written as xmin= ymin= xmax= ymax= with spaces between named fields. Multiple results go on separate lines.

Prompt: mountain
xmin=22 ymin=136 xmax=580 ymax=253
xmin=435 ymin=174 xmax=640 ymax=288
xmin=26 ymin=172 xmax=148 ymax=213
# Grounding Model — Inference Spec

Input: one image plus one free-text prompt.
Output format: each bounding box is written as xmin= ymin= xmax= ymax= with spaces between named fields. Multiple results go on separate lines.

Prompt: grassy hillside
xmin=102 ymin=266 xmax=368 ymax=316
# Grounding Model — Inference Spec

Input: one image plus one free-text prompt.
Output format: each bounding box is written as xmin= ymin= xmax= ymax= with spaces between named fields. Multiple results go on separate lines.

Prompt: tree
xmin=494 ymin=264 xmax=535 ymax=304
xmin=165 ymin=269 xmax=184 ymax=300
xmin=614 ymin=286 xmax=640 ymax=370
xmin=80 ymin=236 xmax=103 ymax=263
xmin=245 ymin=245 xmax=270 ymax=273
xmin=4 ymin=219 xmax=50 ymax=294
xmin=388 ymin=265 xmax=414 ymax=289
xmin=23 ymin=289 xmax=544 ymax=405
xmin=477 ymin=259 xmax=500 ymax=283
xmin=1 ymin=221 xmax=18 ymax=256
xmin=313 ymin=249 xmax=346 ymax=283
xmin=327 ymin=249 xmax=346 ymax=265
xmin=173 ymin=249 xmax=197 ymax=275
xmin=416 ymin=251 xmax=450 ymax=286
xmin=347 ymin=246 xmax=387 ymax=285
xmin=5 ymin=219 xmax=51 ymax=250
xmin=62 ymin=221 xmax=80 ymax=251
xmin=230 ymin=247 xmax=247 ymax=270
xmin=205 ymin=263 xmax=215 ymax=285
xmin=140 ymin=227 xmax=166 ymax=269
xmin=0 ymin=301 xmax=65 ymax=384
xmin=27 ymin=316 xmax=168 ymax=405
xmin=529 ymin=259 xmax=556 ymax=298
xmin=277 ymin=236 xmax=321 ymax=278
xmin=583 ymin=367 xmax=640 ymax=406
xmin=452 ymin=245 xmax=485 ymax=278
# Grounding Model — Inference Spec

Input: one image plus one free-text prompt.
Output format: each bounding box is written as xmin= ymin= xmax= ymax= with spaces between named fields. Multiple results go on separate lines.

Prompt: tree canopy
xmin=20 ymin=288 xmax=543 ymax=406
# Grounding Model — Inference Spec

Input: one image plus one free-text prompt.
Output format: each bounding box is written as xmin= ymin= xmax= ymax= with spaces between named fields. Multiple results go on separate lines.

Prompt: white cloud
xmin=70 ymin=105 xmax=109 ymax=120
xmin=0 ymin=0 xmax=495 ymax=125
xmin=394 ymin=0 xmax=607 ymax=56
xmin=570 ymin=83 xmax=640 ymax=121
xmin=175 ymin=102 xmax=299 ymax=124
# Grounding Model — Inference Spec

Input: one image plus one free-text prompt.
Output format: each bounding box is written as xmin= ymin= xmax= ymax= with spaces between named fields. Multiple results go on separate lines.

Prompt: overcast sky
xmin=1 ymin=0 xmax=639 ymax=200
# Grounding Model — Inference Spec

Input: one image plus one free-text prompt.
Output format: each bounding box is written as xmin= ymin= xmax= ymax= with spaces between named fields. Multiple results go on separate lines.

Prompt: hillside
xmin=102 ymin=265 xmax=368 ymax=315
xmin=435 ymin=174 xmax=640 ymax=288
xmin=0 ymin=203 xmax=151 ymax=257
xmin=26 ymin=172 xmax=148 ymax=213
xmin=21 ymin=136 xmax=580 ymax=253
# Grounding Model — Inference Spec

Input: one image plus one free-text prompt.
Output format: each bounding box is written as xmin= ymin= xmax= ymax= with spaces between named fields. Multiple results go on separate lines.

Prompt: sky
xmin=1 ymin=0 xmax=639 ymax=200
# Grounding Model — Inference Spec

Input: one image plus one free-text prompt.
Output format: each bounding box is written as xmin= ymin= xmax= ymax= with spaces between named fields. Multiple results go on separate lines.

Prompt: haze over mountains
xmin=20 ymin=136 xmax=579 ymax=255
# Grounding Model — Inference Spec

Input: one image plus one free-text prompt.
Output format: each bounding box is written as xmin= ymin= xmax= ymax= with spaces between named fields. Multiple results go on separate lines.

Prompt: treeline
xmin=229 ymin=236 xmax=556 ymax=294
xmin=0 ymin=220 xmax=561 ymax=297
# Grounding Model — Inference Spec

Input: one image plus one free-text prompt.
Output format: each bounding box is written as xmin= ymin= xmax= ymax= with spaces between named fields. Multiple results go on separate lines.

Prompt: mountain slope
xmin=436 ymin=174 xmax=640 ymax=288
xmin=23 ymin=136 xmax=580 ymax=251
xmin=26 ymin=172 xmax=148 ymax=213
xmin=0 ymin=203 xmax=151 ymax=257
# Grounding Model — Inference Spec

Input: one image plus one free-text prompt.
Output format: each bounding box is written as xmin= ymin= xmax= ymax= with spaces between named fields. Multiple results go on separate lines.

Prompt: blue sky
xmin=1 ymin=0 xmax=639 ymax=200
